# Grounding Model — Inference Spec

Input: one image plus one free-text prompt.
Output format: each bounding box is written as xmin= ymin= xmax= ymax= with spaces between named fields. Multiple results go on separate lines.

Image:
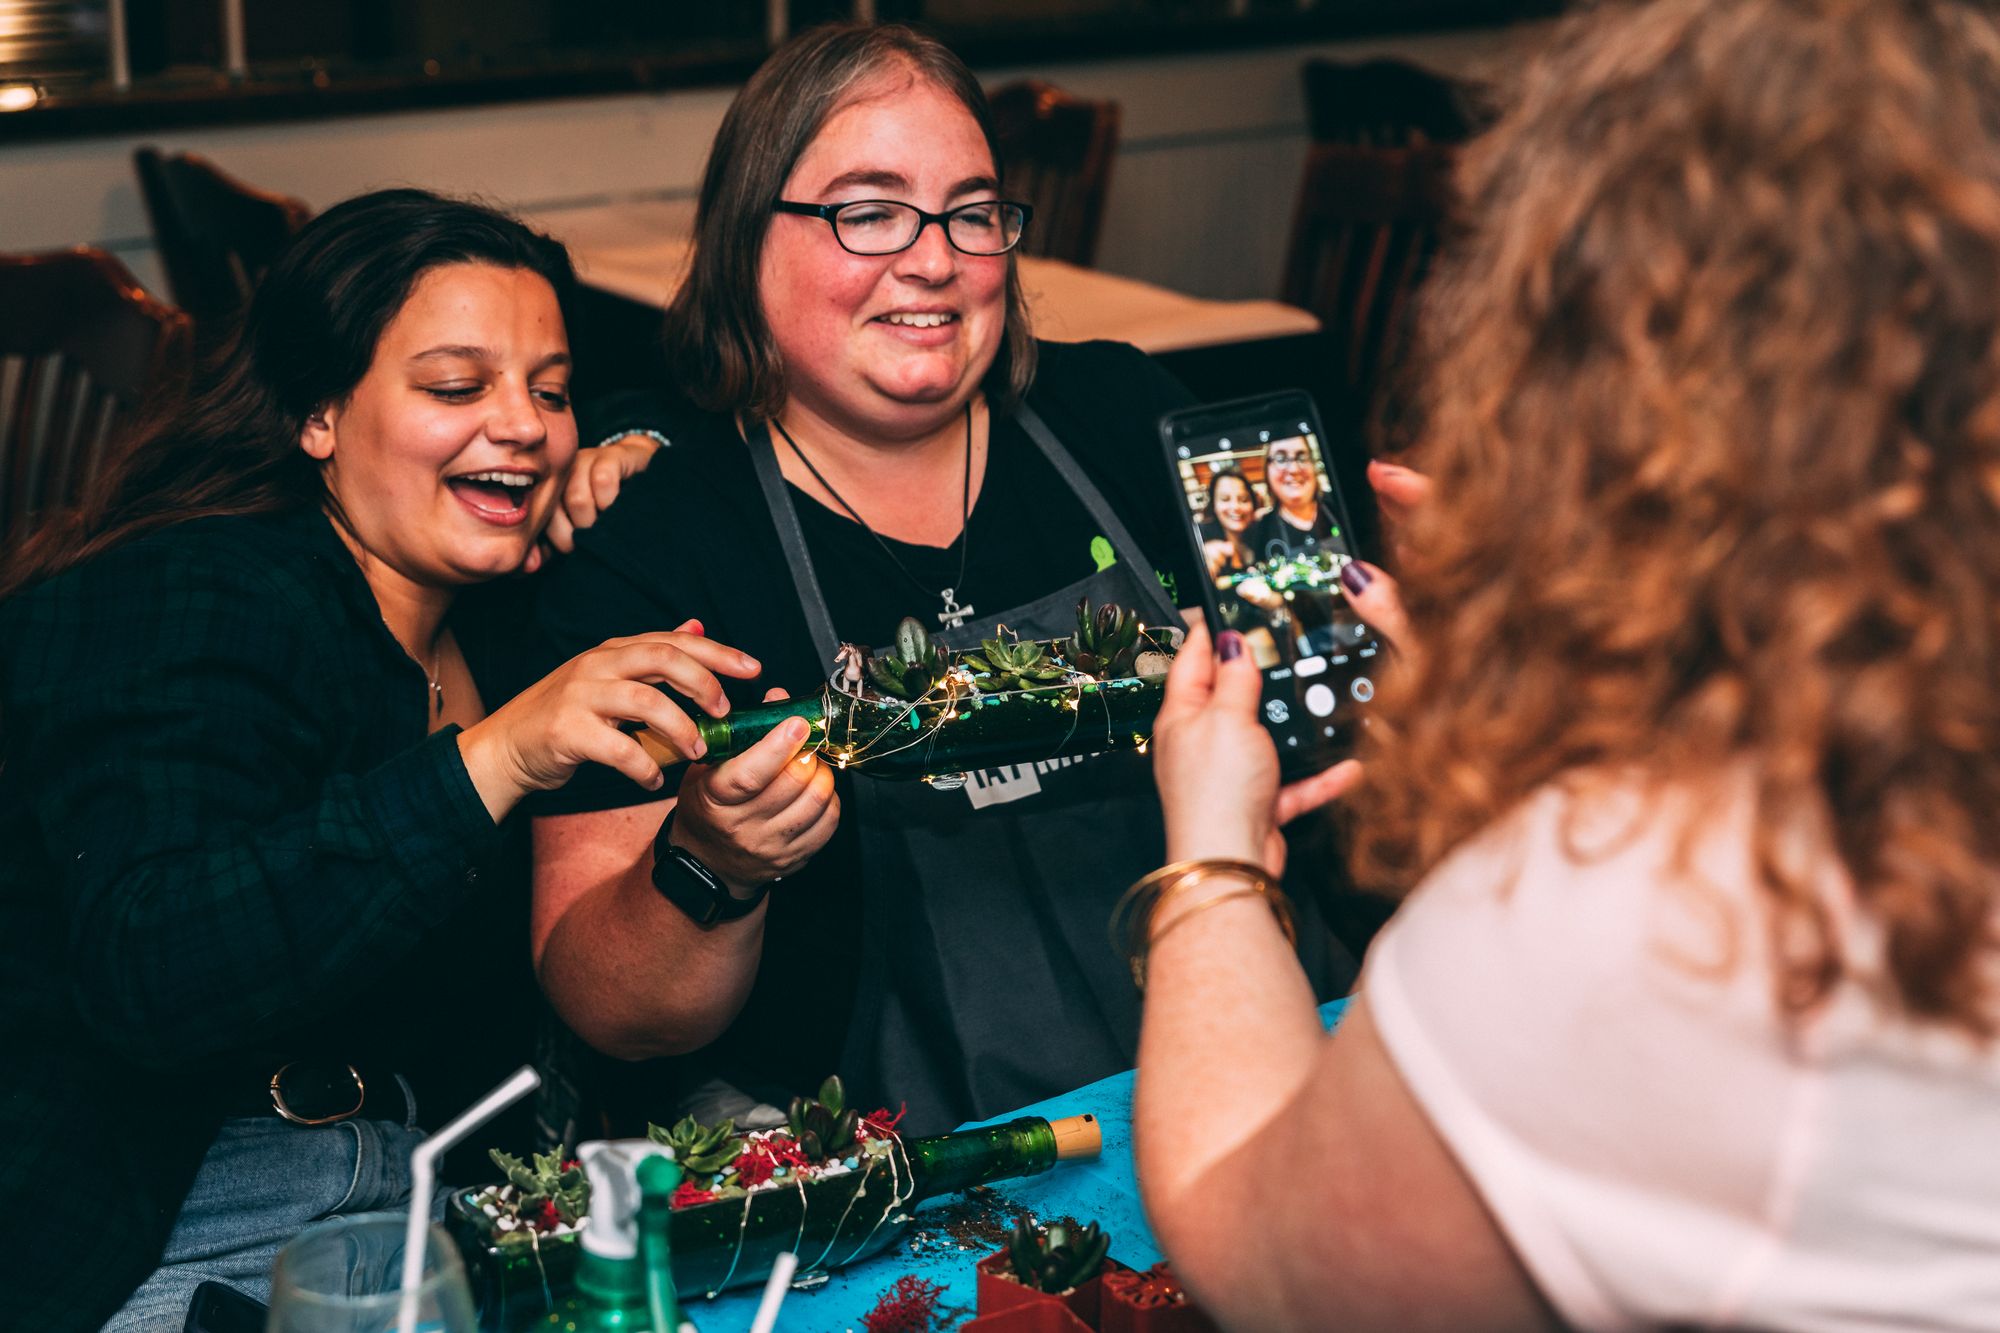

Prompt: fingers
xmin=762 ymin=752 xmax=838 ymax=841
xmin=1275 ymin=758 xmax=1363 ymax=825
xmin=590 ymin=448 xmax=626 ymax=512
xmin=596 ymin=730 xmax=670 ymax=793
xmin=593 ymin=632 xmax=761 ymax=685
xmin=609 ymin=680 xmax=708 ymax=763
xmin=762 ymin=686 xmax=791 ymax=704
xmin=1339 ymin=562 xmax=1410 ymax=648
xmin=519 ymin=540 xmax=547 ymax=577
xmin=703 ymin=715 xmax=816 ymax=804
xmin=544 ymin=503 xmax=577 ymax=555
xmin=1368 ymin=459 xmax=1434 ymax=518
xmin=1207 ymin=626 xmax=1265 ymax=716
xmin=1159 ymin=619 xmax=1216 ymax=726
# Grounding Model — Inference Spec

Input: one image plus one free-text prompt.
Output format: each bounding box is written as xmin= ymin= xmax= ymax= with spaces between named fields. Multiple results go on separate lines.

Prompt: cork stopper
xmin=1049 ymin=1114 xmax=1102 ymax=1161
xmin=633 ymin=726 xmax=681 ymax=769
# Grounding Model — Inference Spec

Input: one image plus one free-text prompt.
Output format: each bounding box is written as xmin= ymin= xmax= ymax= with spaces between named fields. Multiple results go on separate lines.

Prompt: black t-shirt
xmin=1244 ymin=502 xmax=1343 ymax=563
xmin=789 ymin=414 xmax=1150 ymax=651
xmin=510 ymin=341 xmax=1201 ymax=1100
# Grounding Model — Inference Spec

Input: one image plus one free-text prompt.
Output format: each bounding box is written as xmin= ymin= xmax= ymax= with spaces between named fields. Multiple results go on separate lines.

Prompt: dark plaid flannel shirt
xmin=0 ymin=508 xmax=505 ymax=1331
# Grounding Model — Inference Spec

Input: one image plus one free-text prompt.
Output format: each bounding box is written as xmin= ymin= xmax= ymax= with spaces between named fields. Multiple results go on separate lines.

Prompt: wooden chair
xmin=1299 ymin=57 xmax=1486 ymax=147
xmin=133 ymin=146 xmax=311 ymax=348
xmin=0 ymin=248 xmax=193 ymax=547
xmin=987 ymin=80 xmax=1121 ymax=267
xmin=1280 ymin=143 xmax=1457 ymax=423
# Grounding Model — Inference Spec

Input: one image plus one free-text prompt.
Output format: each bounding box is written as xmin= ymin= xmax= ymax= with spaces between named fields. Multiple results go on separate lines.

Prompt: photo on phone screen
xmin=1159 ymin=391 xmax=1382 ymax=773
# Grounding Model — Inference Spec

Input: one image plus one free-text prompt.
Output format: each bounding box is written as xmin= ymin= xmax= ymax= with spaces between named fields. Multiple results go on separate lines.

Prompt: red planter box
xmin=1099 ymin=1261 xmax=1220 ymax=1333
xmin=959 ymin=1303 xmax=1095 ymax=1333
xmin=975 ymin=1248 xmax=1104 ymax=1327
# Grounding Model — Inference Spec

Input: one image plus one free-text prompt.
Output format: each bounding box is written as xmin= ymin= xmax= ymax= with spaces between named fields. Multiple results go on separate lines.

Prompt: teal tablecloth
xmin=685 ymin=998 xmax=1349 ymax=1332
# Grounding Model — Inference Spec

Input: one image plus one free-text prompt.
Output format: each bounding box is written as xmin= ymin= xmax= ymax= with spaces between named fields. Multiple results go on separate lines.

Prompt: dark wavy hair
xmin=1349 ymin=0 xmax=2000 ymax=1035
xmin=2 ymin=188 xmax=576 ymax=598
xmin=663 ymin=22 xmax=1036 ymax=419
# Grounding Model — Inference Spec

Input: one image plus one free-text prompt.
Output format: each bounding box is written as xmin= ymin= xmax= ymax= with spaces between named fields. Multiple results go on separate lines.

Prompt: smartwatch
xmin=651 ymin=808 xmax=772 ymax=927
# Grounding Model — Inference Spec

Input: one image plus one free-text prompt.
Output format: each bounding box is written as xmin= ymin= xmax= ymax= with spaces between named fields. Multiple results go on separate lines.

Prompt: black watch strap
xmin=651 ymin=808 xmax=772 ymax=927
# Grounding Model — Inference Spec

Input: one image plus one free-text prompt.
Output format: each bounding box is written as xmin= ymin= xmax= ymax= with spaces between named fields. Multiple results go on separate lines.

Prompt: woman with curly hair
xmin=1133 ymin=1 xmax=2000 ymax=1329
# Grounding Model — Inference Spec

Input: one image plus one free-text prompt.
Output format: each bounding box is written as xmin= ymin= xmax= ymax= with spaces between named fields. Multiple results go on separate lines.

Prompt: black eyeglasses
xmin=771 ymin=198 xmax=1035 ymax=256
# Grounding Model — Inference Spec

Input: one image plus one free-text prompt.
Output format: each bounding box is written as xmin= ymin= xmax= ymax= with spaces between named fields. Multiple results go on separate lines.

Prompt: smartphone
xmin=184 ymin=1281 xmax=269 ymax=1333
xmin=1158 ymin=390 xmax=1382 ymax=776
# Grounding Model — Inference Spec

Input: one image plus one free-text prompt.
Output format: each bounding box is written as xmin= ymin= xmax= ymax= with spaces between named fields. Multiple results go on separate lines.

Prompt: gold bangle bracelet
xmin=1109 ymin=858 xmax=1267 ymax=967
xmin=1111 ymin=857 xmax=1294 ymax=989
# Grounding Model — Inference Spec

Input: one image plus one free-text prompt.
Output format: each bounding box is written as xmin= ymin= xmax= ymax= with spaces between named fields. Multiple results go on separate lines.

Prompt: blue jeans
xmin=105 ymin=1089 xmax=435 ymax=1332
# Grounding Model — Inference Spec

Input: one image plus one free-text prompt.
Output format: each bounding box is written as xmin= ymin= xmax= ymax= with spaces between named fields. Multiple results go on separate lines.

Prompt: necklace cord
xmin=770 ymin=405 xmax=975 ymax=612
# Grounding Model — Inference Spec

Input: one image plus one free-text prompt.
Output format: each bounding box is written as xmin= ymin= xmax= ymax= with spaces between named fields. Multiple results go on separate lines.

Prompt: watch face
xmin=653 ymin=840 xmax=765 ymax=925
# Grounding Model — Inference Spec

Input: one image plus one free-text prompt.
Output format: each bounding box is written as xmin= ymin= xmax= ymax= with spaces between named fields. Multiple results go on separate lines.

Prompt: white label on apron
xmin=963 ymin=763 xmax=1045 ymax=809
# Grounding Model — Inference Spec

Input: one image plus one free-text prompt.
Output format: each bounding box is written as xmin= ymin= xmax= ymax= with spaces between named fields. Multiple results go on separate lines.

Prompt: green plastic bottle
xmin=549 ymin=1141 xmax=697 ymax=1333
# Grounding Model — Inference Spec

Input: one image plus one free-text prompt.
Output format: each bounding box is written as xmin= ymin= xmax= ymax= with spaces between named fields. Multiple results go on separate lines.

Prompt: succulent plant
xmin=646 ymin=1114 xmax=742 ymax=1175
xmin=1061 ymin=599 xmax=1142 ymax=679
xmin=867 ymin=617 xmax=950 ymax=700
xmin=788 ymin=1075 xmax=861 ymax=1163
xmin=486 ymin=1145 xmax=590 ymax=1233
xmin=1005 ymin=1216 xmax=1111 ymax=1294
xmin=963 ymin=634 xmax=1071 ymax=692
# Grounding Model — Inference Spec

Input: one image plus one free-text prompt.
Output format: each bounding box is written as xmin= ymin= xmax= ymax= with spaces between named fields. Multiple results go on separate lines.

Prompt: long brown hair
xmin=1 ymin=189 xmax=576 ymax=600
xmin=1349 ymin=0 xmax=2000 ymax=1033
xmin=664 ymin=22 xmax=1036 ymax=419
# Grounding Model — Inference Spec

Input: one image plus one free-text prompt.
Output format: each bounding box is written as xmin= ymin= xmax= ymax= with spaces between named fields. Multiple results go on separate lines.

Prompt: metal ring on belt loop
xmin=268 ymin=1061 xmax=366 ymax=1126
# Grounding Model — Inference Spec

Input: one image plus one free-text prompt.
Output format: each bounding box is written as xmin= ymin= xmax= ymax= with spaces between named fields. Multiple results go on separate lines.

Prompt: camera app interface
xmin=1169 ymin=413 xmax=1379 ymax=755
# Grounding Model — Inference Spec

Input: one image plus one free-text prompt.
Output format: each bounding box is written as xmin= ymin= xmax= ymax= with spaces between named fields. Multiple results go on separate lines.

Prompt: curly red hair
xmin=1349 ymin=0 xmax=2000 ymax=1033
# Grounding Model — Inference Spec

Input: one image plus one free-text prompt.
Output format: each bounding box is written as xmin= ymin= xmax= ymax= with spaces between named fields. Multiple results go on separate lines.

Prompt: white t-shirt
xmin=1366 ymin=779 xmax=2000 ymax=1332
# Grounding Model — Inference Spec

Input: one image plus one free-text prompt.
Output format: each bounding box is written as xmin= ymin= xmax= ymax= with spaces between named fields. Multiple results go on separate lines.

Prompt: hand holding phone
xmin=1158 ymin=390 xmax=1383 ymax=777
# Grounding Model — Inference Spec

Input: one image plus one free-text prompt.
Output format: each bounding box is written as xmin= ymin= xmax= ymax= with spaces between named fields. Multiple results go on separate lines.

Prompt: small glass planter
xmin=445 ymin=1188 xmax=578 ymax=1333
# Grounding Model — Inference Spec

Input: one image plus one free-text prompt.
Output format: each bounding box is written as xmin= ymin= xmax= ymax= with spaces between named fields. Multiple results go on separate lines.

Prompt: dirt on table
xmin=903 ymin=1185 xmax=1025 ymax=1257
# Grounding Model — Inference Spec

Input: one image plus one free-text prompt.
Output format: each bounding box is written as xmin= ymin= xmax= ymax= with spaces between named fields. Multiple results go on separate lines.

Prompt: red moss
xmin=669 ymin=1181 xmax=718 ymax=1210
xmin=863 ymin=1274 xmax=948 ymax=1332
xmin=863 ymin=1103 xmax=909 ymax=1139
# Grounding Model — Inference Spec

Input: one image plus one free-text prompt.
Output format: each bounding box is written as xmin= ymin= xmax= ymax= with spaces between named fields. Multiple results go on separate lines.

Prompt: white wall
xmin=0 ymin=22 xmax=1548 ymax=303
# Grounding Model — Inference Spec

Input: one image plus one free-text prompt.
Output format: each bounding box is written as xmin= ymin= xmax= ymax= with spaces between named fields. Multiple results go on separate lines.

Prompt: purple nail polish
xmin=1340 ymin=561 xmax=1374 ymax=596
xmin=1218 ymin=630 xmax=1245 ymax=661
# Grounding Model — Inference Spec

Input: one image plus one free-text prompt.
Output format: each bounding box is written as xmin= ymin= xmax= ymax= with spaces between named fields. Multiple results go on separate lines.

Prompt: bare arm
xmin=1134 ymin=622 xmax=1554 ymax=1331
xmin=530 ymin=703 xmax=839 ymax=1059
xmin=531 ymin=802 xmax=767 ymax=1058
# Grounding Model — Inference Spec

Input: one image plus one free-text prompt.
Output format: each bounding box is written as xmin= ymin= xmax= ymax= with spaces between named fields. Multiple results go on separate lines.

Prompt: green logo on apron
xmin=1090 ymin=535 xmax=1116 ymax=572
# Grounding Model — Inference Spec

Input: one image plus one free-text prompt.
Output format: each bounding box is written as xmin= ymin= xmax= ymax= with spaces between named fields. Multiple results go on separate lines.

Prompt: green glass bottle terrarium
xmin=641 ymin=600 xmax=1180 ymax=787
xmin=447 ymin=1078 xmax=1103 ymax=1331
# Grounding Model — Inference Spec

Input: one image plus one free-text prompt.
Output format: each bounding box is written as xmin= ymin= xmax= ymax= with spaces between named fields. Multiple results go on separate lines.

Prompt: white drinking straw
xmin=397 ymin=1065 xmax=542 ymax=1333
xmin=747 ymin=1251 xmax=799 ymax=1333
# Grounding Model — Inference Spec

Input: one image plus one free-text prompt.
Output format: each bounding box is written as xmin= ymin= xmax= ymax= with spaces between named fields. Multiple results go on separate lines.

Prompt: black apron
xmin=747 ymin=406 xmax=1318 ymax=1132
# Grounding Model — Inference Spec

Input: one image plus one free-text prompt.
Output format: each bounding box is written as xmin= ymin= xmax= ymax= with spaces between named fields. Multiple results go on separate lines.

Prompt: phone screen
xmin=1159 ymin=391 xmax=1382 ymax=773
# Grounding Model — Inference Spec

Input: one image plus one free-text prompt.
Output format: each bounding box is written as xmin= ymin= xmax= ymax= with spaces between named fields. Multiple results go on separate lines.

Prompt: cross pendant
xmin=938 ymin=588 xmax=974 ymax=630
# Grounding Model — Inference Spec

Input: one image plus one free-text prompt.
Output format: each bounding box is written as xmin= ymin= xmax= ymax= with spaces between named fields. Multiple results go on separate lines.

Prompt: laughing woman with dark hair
xmin=0 ymin=189 xmax=757 ymax=1330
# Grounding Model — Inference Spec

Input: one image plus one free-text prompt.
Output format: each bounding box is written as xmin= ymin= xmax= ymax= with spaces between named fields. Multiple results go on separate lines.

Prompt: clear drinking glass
xmin=266 ymin=1212 xmax=477 ymax=1333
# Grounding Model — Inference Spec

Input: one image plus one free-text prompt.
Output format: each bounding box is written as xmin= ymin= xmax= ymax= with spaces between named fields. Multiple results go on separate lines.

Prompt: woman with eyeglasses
xmin=1245 ymin=435 xmax=1338 ymax=564
xmin=517 ymin=22 xmax=1353 ymax=1134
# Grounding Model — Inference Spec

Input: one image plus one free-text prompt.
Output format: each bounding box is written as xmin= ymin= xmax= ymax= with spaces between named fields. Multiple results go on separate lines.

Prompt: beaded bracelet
xmin=1110 ymin=857 xmax=1296 ymax=988
xmin=593 ymin=427 xmax=673 ymax=452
